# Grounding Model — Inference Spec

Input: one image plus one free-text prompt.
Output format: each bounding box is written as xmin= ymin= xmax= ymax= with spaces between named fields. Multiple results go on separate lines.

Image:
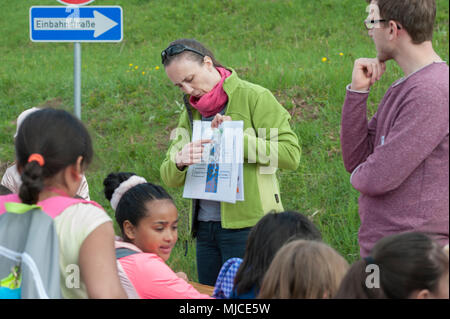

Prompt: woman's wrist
xmin=176 ymin=163 xmax=186 ymax=171
xmin=175 ymin=151 xmax=186 ymax=171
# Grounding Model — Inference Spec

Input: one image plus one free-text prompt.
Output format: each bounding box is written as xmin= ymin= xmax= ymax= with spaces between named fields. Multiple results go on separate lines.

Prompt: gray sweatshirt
xmin=340 ymin=62 xmax=449 ymax=257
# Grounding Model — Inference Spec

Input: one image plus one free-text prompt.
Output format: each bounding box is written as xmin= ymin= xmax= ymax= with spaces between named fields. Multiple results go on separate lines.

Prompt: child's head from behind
xmin=258 ymin=240 xmax=349 ymax=299
xmin=336 ymin=232 xmax=449 ymax=299
xmin=234 ymin=210 xmax=322 ymax=295
xmin=104 ymin=172 xmax=178 ymax=261
xmin=15 ymin=108 xmax=93 ymax=204
xmin=14 ymin=107 xmax=41 ymax=139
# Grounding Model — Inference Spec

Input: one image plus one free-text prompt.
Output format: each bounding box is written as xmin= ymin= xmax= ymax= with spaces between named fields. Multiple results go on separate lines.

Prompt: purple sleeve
xmin=350 ymin=85 xmax=449 ymax=196
xmin=340 ymin=87 xmax=377 ymax=173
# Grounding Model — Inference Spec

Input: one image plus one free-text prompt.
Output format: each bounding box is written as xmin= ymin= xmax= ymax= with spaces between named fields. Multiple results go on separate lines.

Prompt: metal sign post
xmin=74 ymin=42 xmax=81 ymax=119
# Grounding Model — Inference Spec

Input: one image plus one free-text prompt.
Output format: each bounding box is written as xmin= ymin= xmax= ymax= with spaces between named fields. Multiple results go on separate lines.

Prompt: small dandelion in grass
xmin=322 ymin=57 xmax=328 ymax=62
xmin=142 ymin=71 xmax=145 ymax=75
xmin=129 ymin=63 xmax=133 ymax=67
xmin=155 ymin=66 xmax=160 ymax=70
xmin=135 ymin=65 xmax=139 ymax=70
xmin=339 ymin=52 xmax=344 ymax=56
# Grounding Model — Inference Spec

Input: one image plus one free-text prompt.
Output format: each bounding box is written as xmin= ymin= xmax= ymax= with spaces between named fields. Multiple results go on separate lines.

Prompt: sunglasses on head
xmin=161 ymin=44 xmax=205 ymax=65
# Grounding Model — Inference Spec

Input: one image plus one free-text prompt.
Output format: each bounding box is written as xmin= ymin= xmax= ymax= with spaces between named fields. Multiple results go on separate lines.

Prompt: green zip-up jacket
xmin=160 ymin=69 xmax=301 ymax=237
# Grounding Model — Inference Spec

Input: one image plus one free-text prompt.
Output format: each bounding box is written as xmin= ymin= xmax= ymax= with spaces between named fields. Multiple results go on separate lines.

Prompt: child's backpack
xmin=115 ymin=244 xmax=141 ymax=299
xmin=0 ymin=194 xmax=102 ymax=299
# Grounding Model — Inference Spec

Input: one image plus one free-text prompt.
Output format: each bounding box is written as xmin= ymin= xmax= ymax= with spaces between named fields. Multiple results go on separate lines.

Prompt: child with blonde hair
xmin=258 ymin=240 xmax=349 ymax=299
xmin=215 ymin=210 xmax=322 ymax=299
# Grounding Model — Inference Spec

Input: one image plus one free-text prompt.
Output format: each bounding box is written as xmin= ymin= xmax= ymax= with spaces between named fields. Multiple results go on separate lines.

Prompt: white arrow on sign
xmin=33 ymin=10 xmax=118 ymax=38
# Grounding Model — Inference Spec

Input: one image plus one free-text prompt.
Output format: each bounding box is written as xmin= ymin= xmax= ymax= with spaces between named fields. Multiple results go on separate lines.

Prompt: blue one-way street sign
xmin=30 ymin=6 xmax=123 ymax=42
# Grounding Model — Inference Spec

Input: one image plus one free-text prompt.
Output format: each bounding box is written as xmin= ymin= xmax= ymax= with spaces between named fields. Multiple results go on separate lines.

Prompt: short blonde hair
xmin=258 ymin=240 xmax=349 ymax=299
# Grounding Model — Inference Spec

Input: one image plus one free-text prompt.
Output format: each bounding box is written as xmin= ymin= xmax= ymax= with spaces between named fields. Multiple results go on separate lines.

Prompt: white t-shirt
xmin=54 ymin=203 xmax=112 ymax=299
xmin=1 ymin=164 xmax=90 ymax=200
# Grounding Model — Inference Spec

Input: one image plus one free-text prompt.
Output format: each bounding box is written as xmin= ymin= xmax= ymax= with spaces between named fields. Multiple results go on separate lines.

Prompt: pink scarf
xmin=189 ymin=67 xmax=231 ymax=118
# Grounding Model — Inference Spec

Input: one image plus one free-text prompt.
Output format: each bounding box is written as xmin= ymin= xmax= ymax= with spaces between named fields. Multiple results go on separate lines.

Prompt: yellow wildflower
xmin=129 ymin=63 xmax=133 ymax=67
xmin=155 ymin=66 xmax=160 ymax=70
xmin=142 ymin=71 xmax=145 ymax=75
xmin=135 ymin=65 xmax=139 ymax=70
xmin=322 ymin=57 xmax=327 ymax=62
xmin=339 ymin=52 xmax=344 ymax=56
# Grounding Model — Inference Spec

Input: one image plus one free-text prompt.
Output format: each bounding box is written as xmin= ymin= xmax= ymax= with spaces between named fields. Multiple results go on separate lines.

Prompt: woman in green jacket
xmin=160 ymin=38 xmax=301 ymax=286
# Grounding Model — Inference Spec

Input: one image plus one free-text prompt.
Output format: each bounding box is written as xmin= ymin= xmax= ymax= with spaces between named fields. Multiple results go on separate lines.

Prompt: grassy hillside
xmin=1 ymin=0 xmax=448 ymax=281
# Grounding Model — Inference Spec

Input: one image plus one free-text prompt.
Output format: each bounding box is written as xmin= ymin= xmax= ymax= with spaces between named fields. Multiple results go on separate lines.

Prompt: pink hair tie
xmin=28 ymin=153 xmax=45 ymax=167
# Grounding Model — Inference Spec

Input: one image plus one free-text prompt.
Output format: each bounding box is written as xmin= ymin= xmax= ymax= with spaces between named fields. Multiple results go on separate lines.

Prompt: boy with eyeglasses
xmin=340 ymin=0 xmax=448 ymax=257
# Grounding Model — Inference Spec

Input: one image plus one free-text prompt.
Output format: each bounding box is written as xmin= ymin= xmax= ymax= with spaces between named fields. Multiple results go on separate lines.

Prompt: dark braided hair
xmin=15 ymin=108 xmax=93 ymax=204
xmin=0 ymin=185 xmax=12 ymax=195
xmin=103 ymin=172 xmax=175 ymax=241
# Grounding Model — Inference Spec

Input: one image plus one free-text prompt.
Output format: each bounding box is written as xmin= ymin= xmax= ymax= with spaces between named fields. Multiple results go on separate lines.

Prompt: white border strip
xmin=29 ymin=6 xmax=123 ymax=43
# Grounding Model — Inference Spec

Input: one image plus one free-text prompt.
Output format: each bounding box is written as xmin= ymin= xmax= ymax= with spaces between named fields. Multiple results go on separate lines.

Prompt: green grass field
xmin=1 ymin=0 xmax=448 ymax=281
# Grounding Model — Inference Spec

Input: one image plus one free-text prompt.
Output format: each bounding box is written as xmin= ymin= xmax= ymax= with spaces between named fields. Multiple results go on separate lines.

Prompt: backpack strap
xmin=0 ymin=194 xmax=21 ymax=215
xmin=116 ymin=248 xmax=140 ymax=260
xmin=38 ymin=196 xmax=103 ymax=219
xmin=0 ymin=194 xmax=103 ymax=219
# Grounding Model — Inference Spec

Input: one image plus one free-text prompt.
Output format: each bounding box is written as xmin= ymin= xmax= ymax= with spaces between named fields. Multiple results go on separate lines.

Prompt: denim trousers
xmin=196 ymin=221 xmax=251 ymax=286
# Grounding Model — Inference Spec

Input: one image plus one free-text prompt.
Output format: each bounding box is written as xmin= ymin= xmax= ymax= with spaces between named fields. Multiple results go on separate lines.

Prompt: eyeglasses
xmin=364 ymin=19 xmax=402 ymax=30
xmin=161 ymin=44 xmax=205 ymax=65
xmin=364 ymin=19 xmax=386 ymax=30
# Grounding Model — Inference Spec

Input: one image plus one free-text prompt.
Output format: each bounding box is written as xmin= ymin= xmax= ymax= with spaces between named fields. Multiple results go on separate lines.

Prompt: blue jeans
xmin=196 ymin=221 xmax=251 ymax=286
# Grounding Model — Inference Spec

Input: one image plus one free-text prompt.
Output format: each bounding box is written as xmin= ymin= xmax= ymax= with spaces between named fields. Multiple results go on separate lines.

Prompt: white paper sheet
xmin=183 ymin=120 xmax=244 ymax=203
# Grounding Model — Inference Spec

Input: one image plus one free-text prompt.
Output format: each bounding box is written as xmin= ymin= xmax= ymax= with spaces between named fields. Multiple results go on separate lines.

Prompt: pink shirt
xmin=115 ymin=240 xmax=212 ymax=299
